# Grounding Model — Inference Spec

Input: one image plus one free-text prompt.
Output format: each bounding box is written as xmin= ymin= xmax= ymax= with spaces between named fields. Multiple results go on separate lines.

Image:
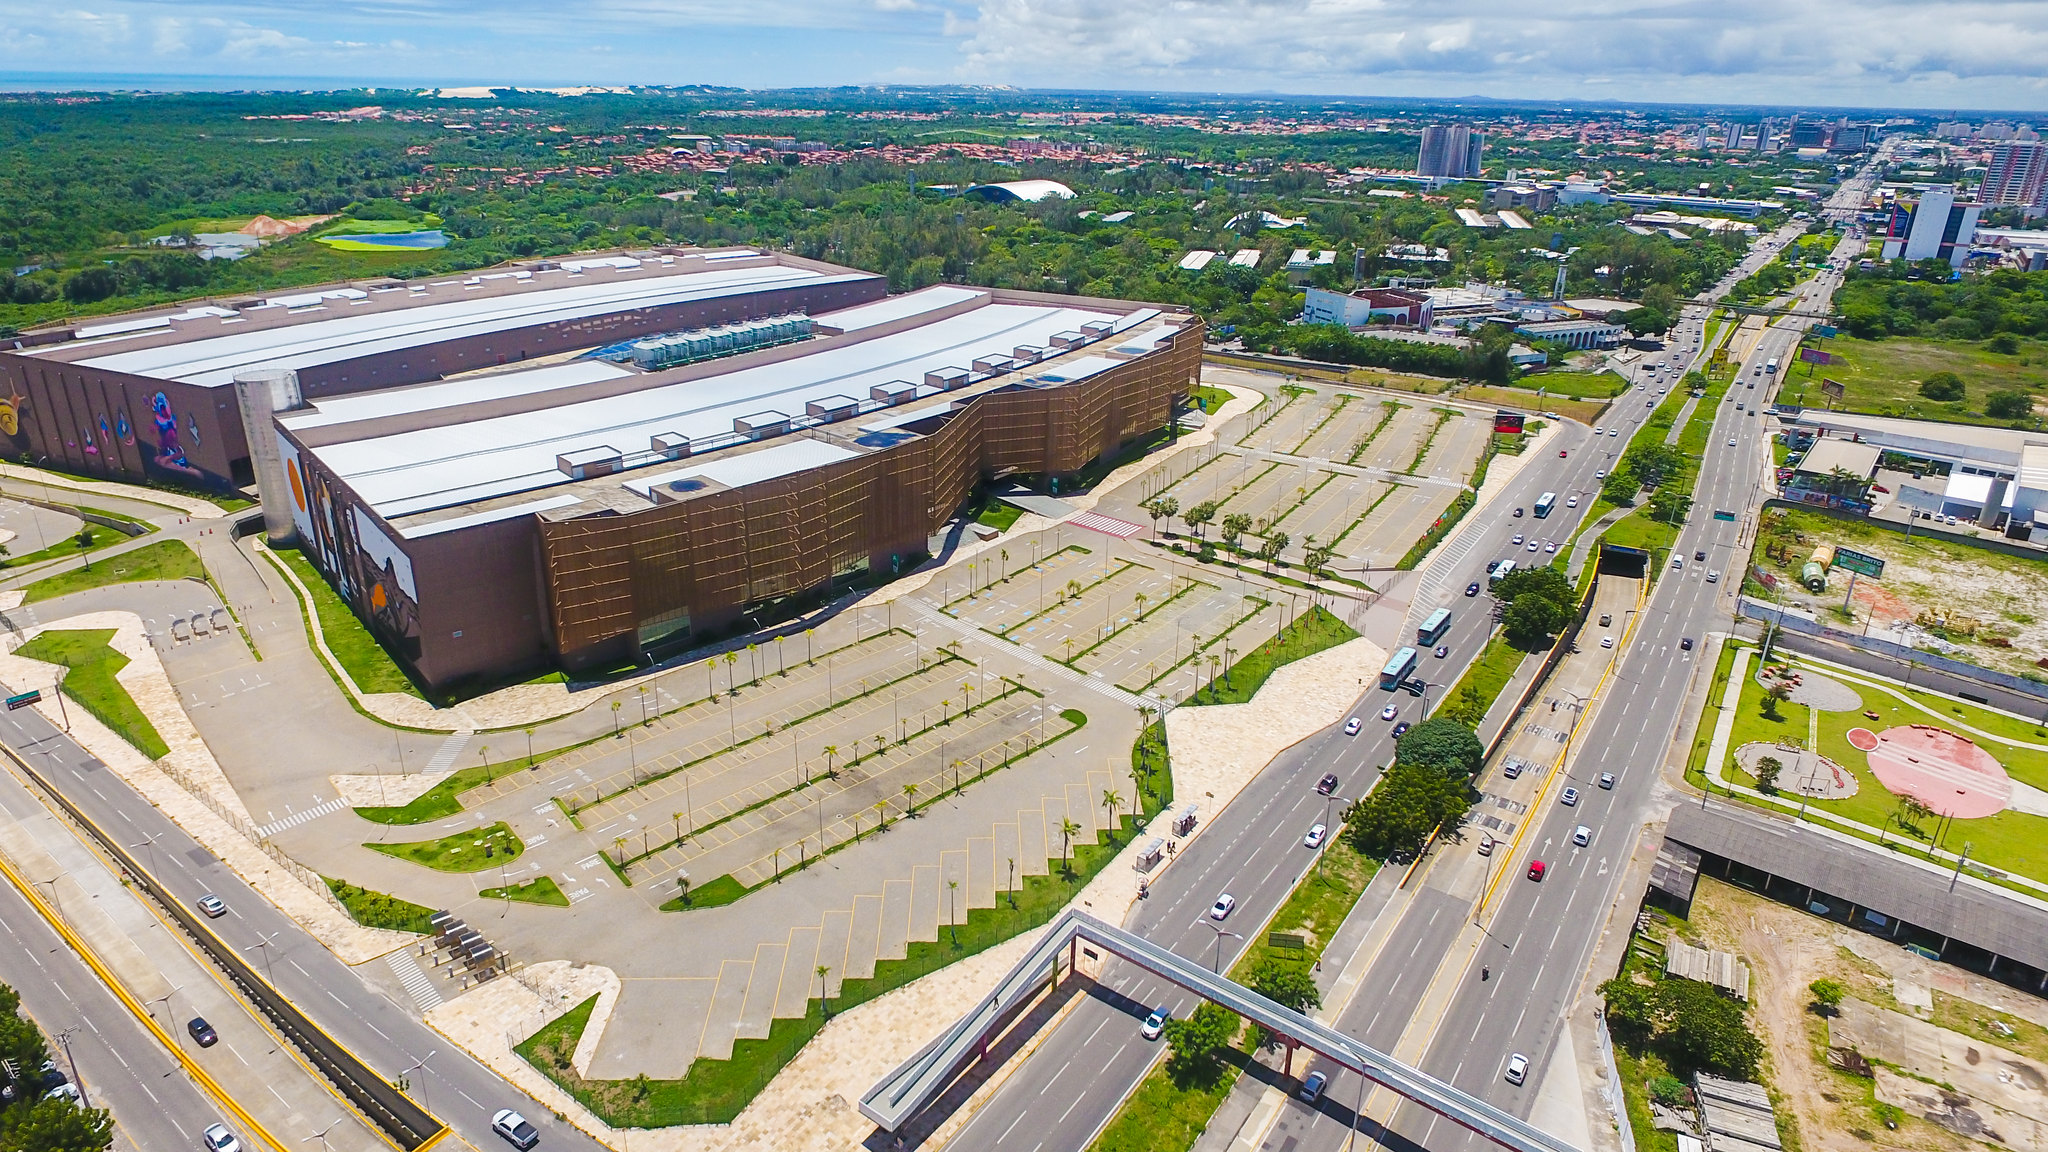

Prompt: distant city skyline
xmin=0 ymin=0 xmax=2046 ymax=111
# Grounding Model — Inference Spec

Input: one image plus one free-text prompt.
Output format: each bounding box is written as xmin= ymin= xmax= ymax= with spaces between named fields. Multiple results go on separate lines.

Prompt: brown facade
xmin=0 ymin=355 xmax=247 ymax=487
xmin=535 ymin=324 xmax=1202 ymax=676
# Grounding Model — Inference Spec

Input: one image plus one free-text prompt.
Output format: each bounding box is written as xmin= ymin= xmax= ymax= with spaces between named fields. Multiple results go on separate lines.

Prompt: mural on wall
xmin=350 ymin=506 xmax=423 ymax=663
xmin=148 ymin=391 xmax=203 ymax=480
xmin=0 ymin=390 xmax=20 ymax=438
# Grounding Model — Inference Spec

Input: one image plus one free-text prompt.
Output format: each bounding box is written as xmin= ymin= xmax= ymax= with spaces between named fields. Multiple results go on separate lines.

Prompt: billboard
xmin=1800 ymin=347 xmax=1832 ymax=365
xmin=1814 ymin=324 xmax=1839 ymax=338
xmin=1832 ymin=546 xmax=1886 ymax=578
xmin=1821 ymin=378 xmax=1846 ymax=401
xmin=1493 ymin=409 xmax=1526 ymax=435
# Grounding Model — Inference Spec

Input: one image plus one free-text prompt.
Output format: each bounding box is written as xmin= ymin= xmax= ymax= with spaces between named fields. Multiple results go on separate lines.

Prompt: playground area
xmin=1710 ymin=646 xmax=2048 ymax=888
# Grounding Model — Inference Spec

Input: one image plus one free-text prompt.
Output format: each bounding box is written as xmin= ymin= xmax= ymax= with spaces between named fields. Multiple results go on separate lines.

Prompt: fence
xmin=1739 ymin=596 xmax=2048 ymax=703
xmin=1594 ymin=1012 xmax=1636 ymax=1152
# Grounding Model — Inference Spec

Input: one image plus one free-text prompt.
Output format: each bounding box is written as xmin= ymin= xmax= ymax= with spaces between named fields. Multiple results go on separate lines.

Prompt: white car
xmin=1593 ymin=426 xmax=1603 ymax=436
xmin=1344 ymin=717 xmax=1361 ymax=736
xmin=1526 ymin=539 xmax=1538 ymax=551
xmin=203 ymin=1126 xmax=241 ymax=1152
xmin=1561 ymin=787 xmax=1581 ymax=807
xmin=1600 ymin=635 xmax=1615 ymax=649
xmin=1505 ymin=1053 xmax=1529 ymax=1085
xmin=1380 ymin=704 xmax=1399 ymax=721
xmin=1512 ymin=533 xmax=1524 ymax=546
xmin=1142 ymin=1007 xmax=1170 ymax=1040
xmin=492 ymin=1111 xmax=540 ymax=1151
xmin=1707 ymin=570 xmax=1721 ymax=583
xmin=1565 ymin=495 xmax=1579 ymax=508
xmin=1545 ymin=541 xmax=1557 ymax=553
xmin=1608 ymin=428 xmax=1619 ymax=436
xmin=1304 ymin=823 xmax=1328 ymax=849
xmin=1210 ymin=894 xmax=1237 ymax=920
xmin=1595 ymin=469 xmax=1607 ymax=480
xmin=1572 ymin=825 xmax=1593 ymax=847
xmin=1728 ymin=438 xmax=1737 ymax=447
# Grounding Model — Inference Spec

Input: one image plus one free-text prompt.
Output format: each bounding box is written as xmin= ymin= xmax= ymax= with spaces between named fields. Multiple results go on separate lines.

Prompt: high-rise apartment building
xmin=1417 ymin=125 xmax=1485 ymax=179
xmin=1880 ymin=185 xmax=1982 ymax=268
xmin=1981 ymin=142 xmax=2048 ymax=210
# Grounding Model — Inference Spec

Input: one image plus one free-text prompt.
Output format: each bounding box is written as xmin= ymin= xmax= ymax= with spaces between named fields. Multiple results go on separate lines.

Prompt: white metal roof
xmin=73 ymin=262 xmax=845 ymax=388
xmin=281 ymin=359 xmax=632 ymax=430
xmin=624 ymin=439 xmax=861 ymax=498
xmin=817 ymin=285 xmax=985 ymax=332
xmin=1177 ymin=250 xmax=1217 ymax=271
xmin=2021 ymin=443 xmax=2048 ymax=494
xmin=965 ymin=179 xmax=1074 ymax=202
xmin=316 ymin=299 xmax=1130 ymax=520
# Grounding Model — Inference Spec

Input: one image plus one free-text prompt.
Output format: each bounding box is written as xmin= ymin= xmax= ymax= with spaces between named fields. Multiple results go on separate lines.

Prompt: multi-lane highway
xmin=942 ymin=218 xmax=1831 ymax=1152
xmin=0 ymin=702 xmax=610 ymax=1152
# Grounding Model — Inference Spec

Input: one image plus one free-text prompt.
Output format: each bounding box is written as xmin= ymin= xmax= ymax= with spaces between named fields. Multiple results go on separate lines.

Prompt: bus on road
xmin=1533 ymin=492 xmax=1557 ymax=518
xmin=1765 ymin=357 xmax=1779 ymax=374
xmin=1380 ymin=646 xmax=1419 ymax=689
xmin=1489 ymin=558 xmax=1517 ymax=584
xmin=1418 ymin=608 xmax=1453 ymax=646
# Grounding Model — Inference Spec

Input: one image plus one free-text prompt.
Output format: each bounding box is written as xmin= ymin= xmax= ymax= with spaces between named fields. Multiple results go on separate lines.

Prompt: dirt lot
xmin=1751 ymin=507 xmax=2048 ymax=678
xmin=1683 ymin=876 xmax=2048 ymax=1152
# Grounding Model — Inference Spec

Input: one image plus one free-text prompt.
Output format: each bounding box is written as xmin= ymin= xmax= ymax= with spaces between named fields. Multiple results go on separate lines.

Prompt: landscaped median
xmin=20 ymin=538 xmax=205 ymax=604
xmin=14 ymin=627 xmax=169 ymax=758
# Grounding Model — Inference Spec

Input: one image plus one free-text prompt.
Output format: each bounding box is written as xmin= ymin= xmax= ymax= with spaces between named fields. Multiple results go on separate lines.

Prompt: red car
xmin=1527 ymin=860 xmax=1547 ymax=881
xmin=1558 ymin=449 xmax=1568 ymax=458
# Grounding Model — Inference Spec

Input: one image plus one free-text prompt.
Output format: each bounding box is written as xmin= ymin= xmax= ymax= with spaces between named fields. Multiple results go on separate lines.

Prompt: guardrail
xmin=861 ymin=908 xmax=1585 ymax=1152
xmin=0 ymin=742 xmax=447 ymax=1150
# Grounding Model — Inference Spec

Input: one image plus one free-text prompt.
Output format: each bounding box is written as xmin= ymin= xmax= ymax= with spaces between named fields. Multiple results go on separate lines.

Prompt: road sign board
xmin=1814 ymin=324 xmax=1839 ymax=338
xmin=1268 ymin=931 xmax=1307 ymax=950
xmin=4 ymin=690 xmax=40 ymax=711
xmin=1832 ymin=546 xmax=1885 ymax=578
xmin=1821 ymin=378 xmax=1846 ymax=401
xmin=1712 ymin=509 xmax=1737 ymax=522
xmin=1799 ymin=347 xmax=1832 ymax=365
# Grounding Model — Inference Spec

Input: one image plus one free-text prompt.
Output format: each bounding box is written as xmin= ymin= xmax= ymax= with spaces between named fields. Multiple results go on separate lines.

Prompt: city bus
xmin=1379 ymin=646 xmax=1419 ymax=690
xmin=1533 ymin=491 xmax=1557 ymax=518
xmin=1765 ymin=357 xmax=1779 ymax=375
xmin=1418 ymin=607 xmax=1454 ymax=647
xmin=1489 ymin=558 xmax=1516 ymax=584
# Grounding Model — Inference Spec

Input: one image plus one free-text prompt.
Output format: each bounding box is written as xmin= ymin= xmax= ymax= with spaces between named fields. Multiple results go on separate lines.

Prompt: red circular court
xmin=1864 ymin=724 xmax=2011 ymax=819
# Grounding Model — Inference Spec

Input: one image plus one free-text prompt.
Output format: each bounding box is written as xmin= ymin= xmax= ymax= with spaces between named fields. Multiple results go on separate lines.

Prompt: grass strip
xmin=996 ymin=559 xmax=1145 ymax=639
xmin=1188 ymin=606 xmax=1357 ymax=707
xmin=269 ymin=544 xmax=426 ymax=698
xmin=1345 ymin=400 xmax=1405 ymax=465
xmin=1403 ymin=408 xmax=1458 ymax=474
xmin=324 ymin=876 xmax=437 ymax=934
xmin=1395 ymin=490 xmax=1477 ymax=571
xmin=1286 ymin=393 xmax=1352 ymax=455
xmin=365 ymin=821 xmax=523 ymax=873
xmin=526 ymin=766 xmax=1148 ymax=1127
xmin=15 ymin=628 xmax=170 ymax=758
xmin=1436 ymin=633 xmax=1527 ymax=728
xmin=479 ymin=876 xmax=570 ymax=907
xmin=1329 ymin=482 xmax=1400 ymax=550
xmin=354 ymin=749 xmax=574 ymax=825
xmin=1062 ymin=576 xmax=1214 ymax=667
xmin=21 ymin=538 xmax=206 ymax=604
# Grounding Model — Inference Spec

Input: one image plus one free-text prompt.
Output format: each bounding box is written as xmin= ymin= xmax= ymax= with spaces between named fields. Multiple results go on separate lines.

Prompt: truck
xmin=1765 ymin=357 xmax=1779 ymax=375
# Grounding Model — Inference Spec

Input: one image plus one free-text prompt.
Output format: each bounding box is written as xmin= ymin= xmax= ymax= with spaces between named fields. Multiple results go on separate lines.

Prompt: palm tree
xmin=1059 ymin=818 xmax=1082 ymax=876
xmin=1221 ymin=512 xmax=1252 ymax=554
xmin=999 ymin=548 xmax=1009 ymax=584
xmin=816 ymin=965 xmax=832 ymax=1017
xmin=1155 ymin=495 xmax=1180 ymax=536
xmin=1065 ymin=578 xmax=1083 ymax=603
xmin=946 ymin=879 xmax=960 ymax=946
xmin=705 ymin=658 xmax=718 ymax=698
xmin=1134 ymin=590 xmax=1148 ymax=622
xmin=874 ymin=799 xmax=888 ymax=831
xmin=903 ymin=782 xmax=920 ymax=817
xmin=746 ymin=642 xmax=760 ymax=685
xmin=672 ymin=811 xmax=684 ymax=844
xmin=723 ymin=650 xmax=739 ymax=693
xmin=821 ymin=744 xmax=838 ymax=781
xmin=1101 ymin=789 xmax=1124 ymax=843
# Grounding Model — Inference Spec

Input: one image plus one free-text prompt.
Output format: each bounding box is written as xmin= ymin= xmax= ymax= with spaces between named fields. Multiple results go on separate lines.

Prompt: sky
xmin=1 ymin=0 xmax=2046 ymax=112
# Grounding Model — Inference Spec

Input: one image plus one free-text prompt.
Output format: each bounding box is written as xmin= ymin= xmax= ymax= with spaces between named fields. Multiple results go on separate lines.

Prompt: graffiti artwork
xmin=149 ymin=391 xmax=202 ymax=479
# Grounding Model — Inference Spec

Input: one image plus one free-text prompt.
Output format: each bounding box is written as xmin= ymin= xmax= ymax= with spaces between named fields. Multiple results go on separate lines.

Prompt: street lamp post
xmin=1193 ymin=920 xmax=1243 ymax=973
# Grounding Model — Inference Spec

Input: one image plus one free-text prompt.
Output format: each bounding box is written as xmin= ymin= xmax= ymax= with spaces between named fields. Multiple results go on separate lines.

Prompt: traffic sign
xmin=4 ymin=690 xmax=40 ymax=711
xmin=1814 ymin=324 xmax=1839 ymax=338
xmin=1832 ymin=547 xmax=1885 ymax=578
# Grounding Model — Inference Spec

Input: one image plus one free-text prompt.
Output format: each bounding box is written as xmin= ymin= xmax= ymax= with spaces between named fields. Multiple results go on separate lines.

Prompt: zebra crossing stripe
xmin=255 ymin=797 xmax=348 ymax=838
xmin=386 ymin=952 xmax=443 ymax=1011
xmin=1069 ymin=511 xmax=1146 ymax=539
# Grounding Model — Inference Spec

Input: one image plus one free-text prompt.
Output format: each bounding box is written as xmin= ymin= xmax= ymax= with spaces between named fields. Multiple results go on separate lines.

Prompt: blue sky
xmin=2 ymin=0 xmax=2046 ymax=110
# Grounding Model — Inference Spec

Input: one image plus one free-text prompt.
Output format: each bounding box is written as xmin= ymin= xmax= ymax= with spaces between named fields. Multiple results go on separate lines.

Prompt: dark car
xmin=1392 ymin=721 xmax=1411 ymax=737
xmin=1316 ymin=773 xmax=1340 ymax=796
xmin=1465 ymin=582 xmax=1481 ymax=597
xmin=187 ymin=1018 xmax=218 ymax=1047
xmin=1680 ymin=637 xmax=1695 ymax=651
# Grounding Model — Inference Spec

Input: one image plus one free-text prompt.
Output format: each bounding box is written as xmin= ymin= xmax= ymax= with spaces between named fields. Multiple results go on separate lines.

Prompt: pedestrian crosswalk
xmin=255 ymin=797 xmax=348 ymax=838
xmin=387 ymin=951 xmax=444 ymax=1011
xmin=423 ymin=729 xmax=471 ymax=775
xmin=1069 ymin=510 xmax=1146 ymax=539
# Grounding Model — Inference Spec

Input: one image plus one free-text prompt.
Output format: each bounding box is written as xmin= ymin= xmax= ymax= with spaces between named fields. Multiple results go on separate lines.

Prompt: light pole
xmin=243 ymin=932 xmax=281 ymax=984
xmin=54 ymin=1027 xmax=87 ymax=1107
xmin=1193 ymin=920 xmax=1243 ymax=973
xmin=400 ymin=1050 xmax=436 ymax=1111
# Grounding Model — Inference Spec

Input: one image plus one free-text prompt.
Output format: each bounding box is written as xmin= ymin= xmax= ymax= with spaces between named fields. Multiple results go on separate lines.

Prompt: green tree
xmin=1248 ymin=959 xmax=1322 ymax=1015
xmin=1918 ymin=372 xmax=1965 ymax=402
xmin=1395 ymin=716 xmax=1484 ymax=780
xmin=0 ymin=1097 xmax=114 ymax=1152
xmin=1343 ymin=762 xmax=1469 ymax=859
xmin=1656 ymin=978 xmax=1763 ymax=1079
xmin=1160 ymin=1001 xmax=1238 ymax=1087
xmin=1754 ymin=755 xmax=1782 ymax=795
xmin=1600 ymin=465 xmax=1641 ymax=507
xmin=1647 ymin=488 xmax=1692 ymax=525
xmin=1257 ymin=531 xmax=1289 ymax=573
xmin=1760 ymin=680 xmax=1790 ymax=721
xmin=1808 ymin=978 xmax=1846 ymax=1016
xmin=1219 ymin=512 xmax=1252 ymax=554
xmin=1183 ymin=500 xmax=1218 ymax=540
xmin=1985 ymin=389 xmax=2035 ymax=421
xmin=1503 ymin=592 xmax=1570 ymax=651
xmin=1492 ymin=563 xmax=1573 ymax=606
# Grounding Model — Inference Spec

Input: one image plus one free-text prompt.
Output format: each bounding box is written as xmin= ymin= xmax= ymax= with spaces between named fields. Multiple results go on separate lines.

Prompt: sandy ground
xmin=419 ymin=623 xmax=1378 ymax=1152
xmin=1682 ymin=875 xmax=2029 ymax=1152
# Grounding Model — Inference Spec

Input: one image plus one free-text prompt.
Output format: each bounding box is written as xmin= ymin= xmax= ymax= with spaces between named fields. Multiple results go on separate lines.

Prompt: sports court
xmin=1854 ymin=723 xmax=2013 ymax=819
